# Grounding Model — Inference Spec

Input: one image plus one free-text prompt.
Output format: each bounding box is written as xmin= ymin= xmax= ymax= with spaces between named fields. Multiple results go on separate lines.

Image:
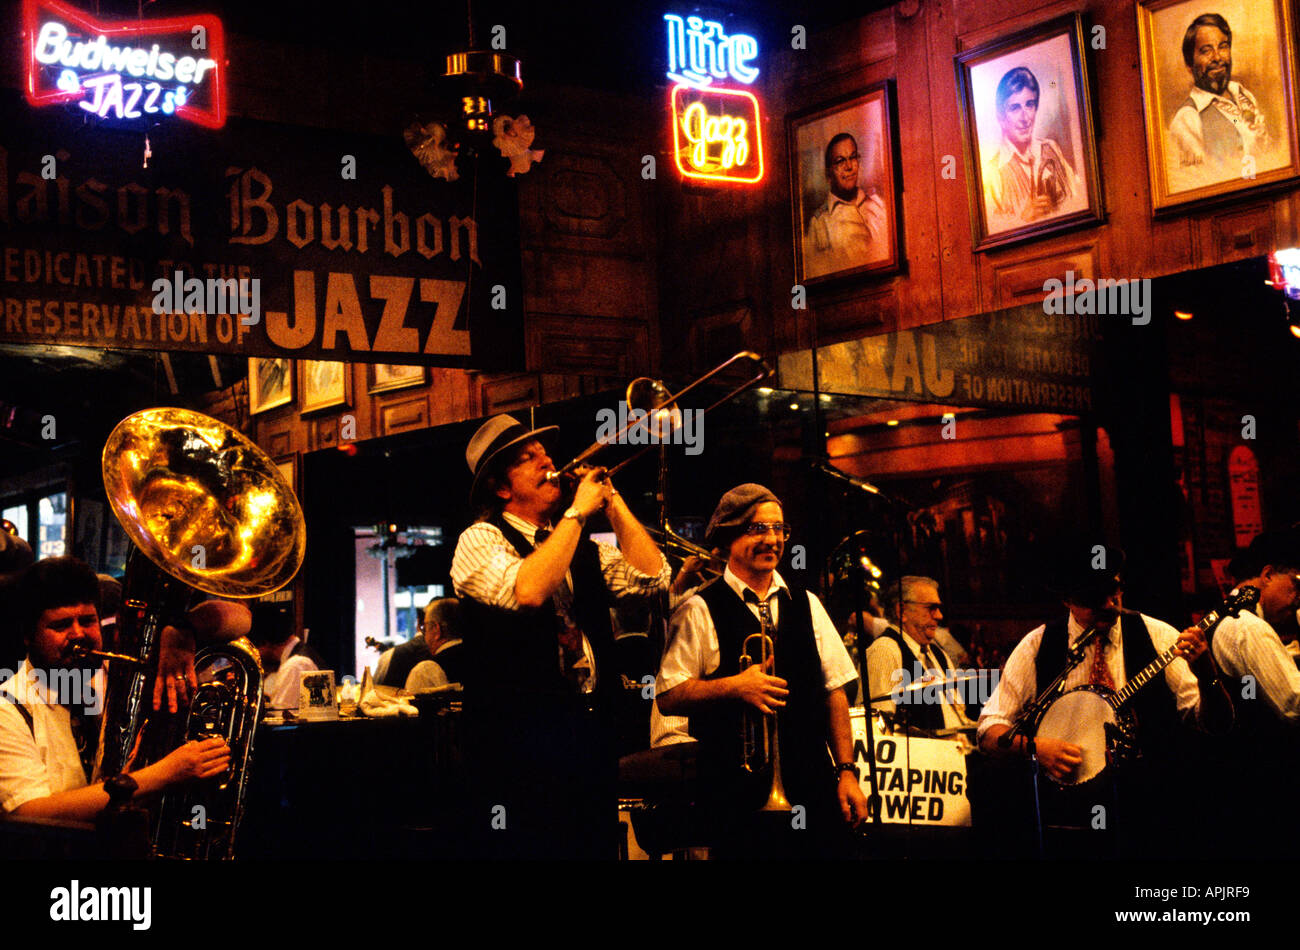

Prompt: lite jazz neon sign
xmin=663 ymin=13 xmax=758 ymax=88
xmin=22 ymin=0 xmax=227 ymax=128
xmin=670 ymin=84 xmax=763 ymax=184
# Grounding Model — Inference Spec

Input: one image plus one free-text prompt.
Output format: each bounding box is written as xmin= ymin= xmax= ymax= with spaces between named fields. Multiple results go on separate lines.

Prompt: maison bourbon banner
xmin=0 ymin=93 xmax=525 ymax=369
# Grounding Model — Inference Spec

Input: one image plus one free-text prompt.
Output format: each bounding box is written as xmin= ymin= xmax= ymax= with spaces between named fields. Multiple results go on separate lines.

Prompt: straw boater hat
xmin=465 ymin=414 xmax=559 ymax=505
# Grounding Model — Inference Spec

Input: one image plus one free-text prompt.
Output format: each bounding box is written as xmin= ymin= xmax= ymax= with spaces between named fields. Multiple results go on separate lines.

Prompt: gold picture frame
xmin=248 ymin=357 xmax=293 ymax=414
xmin=367 ymin=363 xmax=427 ymax=394
xmin=1136 ymin=0 xmax=1300 ymax=213
xmin=300 ymin=360 xmax=350 ymax=414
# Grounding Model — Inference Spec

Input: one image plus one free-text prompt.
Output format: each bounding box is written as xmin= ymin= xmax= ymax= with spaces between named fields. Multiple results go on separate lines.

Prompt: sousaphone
xmin=101 ymin=407 xmax=306 ymax=858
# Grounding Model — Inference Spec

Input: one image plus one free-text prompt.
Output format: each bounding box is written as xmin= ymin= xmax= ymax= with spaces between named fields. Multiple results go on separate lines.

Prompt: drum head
xmin=1036 ymin=688 xmax=1116 ymax=785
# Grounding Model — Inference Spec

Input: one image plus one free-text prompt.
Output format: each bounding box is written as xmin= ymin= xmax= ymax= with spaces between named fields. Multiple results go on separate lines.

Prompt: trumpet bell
xmin=102 ymin=408 xmax=306 ymax=598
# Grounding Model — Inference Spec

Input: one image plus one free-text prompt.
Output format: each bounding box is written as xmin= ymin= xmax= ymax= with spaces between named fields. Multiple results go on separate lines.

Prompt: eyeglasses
xmin=903 ymin=601 xmax=944 ymax=614
xmin=831 ymin=153 xmax=860 ymax=169
xmin=745 ymin=522 xmax=791 ymax=539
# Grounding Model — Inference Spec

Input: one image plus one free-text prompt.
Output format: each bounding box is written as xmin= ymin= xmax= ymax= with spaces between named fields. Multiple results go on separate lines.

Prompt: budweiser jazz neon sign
xmin=22 ymin=0 xmax=227 ymax=128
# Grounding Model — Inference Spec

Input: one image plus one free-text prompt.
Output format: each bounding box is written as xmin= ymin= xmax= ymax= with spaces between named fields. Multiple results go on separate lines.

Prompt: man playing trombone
xmin=655 ymin=484 xmax=869 ymax=857
xmin=451 ymin=413 xmax=669 ymax=859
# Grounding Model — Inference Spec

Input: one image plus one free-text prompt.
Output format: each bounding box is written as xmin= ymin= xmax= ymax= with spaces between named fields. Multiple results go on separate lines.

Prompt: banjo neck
xmin=1112 ymin=586 xmax=1259 ymax=710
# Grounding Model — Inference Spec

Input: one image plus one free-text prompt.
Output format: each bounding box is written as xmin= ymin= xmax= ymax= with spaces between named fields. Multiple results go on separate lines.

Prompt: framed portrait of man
xmin=955 ymin=14 xmax=1105 ymax=250
xmin=248 ymin=357 xmax=293 ymax=414
xmin=788 ymin=81 xmax=903 ymax=286
xmin=1136 ymin=0 xmax=1300 ymax=212
xmin=300 ymin=360 xmax=350 ymax=414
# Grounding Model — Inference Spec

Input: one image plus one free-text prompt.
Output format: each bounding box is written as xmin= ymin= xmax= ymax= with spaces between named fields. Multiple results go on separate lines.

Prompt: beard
xmin=1195 ymin=60 xmax=1231 ymax=95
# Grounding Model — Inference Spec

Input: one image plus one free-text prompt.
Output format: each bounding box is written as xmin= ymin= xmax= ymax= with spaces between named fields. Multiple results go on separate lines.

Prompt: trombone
xmin=545 ymin=350 xmax=771 ymax=485
xmin=644 ymin=525 xmax=726 ymax=581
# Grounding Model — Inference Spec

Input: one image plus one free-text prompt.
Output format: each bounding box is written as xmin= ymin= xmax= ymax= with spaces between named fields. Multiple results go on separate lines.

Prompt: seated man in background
xmin=0 ymin=557 xmax=229 ymax=821
xmin=251 ymin=602 xmax=322 ymax=710
xmin=403 ymin=598 xmax=465 ymax=690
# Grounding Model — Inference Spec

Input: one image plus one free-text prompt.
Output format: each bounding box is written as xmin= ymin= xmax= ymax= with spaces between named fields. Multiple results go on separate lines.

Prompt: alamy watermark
xmin=595 ymin=400 xmax=703 ymax=455
xmin=1 ymin=667 xmax=102 ymax=713
xmin=1043 ymin=270 xmax=1151 ymax=326
xmin=151 ymin=270 xmax=261 ymax=326
xmin=49 ymin=880 xmax=150 ymax=930
xmin=889 ymin=663 xmax=999 ymax=706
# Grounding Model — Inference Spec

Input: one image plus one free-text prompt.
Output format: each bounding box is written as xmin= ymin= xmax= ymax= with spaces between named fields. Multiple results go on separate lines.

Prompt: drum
xmin=1034 ymin=685 xmax=1122 ymax=785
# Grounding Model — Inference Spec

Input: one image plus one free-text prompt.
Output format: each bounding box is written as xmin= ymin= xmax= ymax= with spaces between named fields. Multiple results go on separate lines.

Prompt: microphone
xmin=807 ymin=459 xmax=888 ymax=499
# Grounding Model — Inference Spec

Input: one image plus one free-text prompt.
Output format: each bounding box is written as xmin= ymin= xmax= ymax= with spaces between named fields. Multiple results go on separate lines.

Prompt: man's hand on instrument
xmin=1174 ymin=626 xmax=1209 ymax=665
xmin=1035 ymin=736 xmax=1084 ymax=781
xmin=838 ymin=770 xmax=869 ymax=828
xmin=732 ymin=663 xmax=788 ymax=714
xmin=152 ymin=624 xmax=198 ymax=713
xmin=671 ymin=555 xmax=709 ymax=596
xmin=158 ymin=736 xmax=230 ymax=783
xmin=571 ymin=466 xmax=610 ymax=520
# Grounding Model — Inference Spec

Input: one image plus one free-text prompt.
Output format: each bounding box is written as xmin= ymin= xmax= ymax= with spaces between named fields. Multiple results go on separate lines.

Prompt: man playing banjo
xmin=976 ymin=540 xmax=1232 ymax=854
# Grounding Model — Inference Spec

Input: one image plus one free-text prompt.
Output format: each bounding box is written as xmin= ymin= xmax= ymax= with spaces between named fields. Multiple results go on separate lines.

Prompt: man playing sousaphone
xmin=0 ymin=558 xmax=230 ymax=823
xmin=450 ymin=413 xmax=669 ymax=859
xmin=655 ymin=484 xmax=869 ymax=857
xmin=977 ymin=539 xmax=1232 ymax=856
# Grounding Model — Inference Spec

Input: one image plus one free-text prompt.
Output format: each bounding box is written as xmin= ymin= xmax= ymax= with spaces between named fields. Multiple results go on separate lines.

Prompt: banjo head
xmin=1036 ymin=686 xmax=1118 ymax=785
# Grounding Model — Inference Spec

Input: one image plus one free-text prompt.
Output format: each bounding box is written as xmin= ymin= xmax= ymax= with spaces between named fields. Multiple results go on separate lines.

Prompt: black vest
xmin=688 ymin=580 xmax=829 ymax=807
xmin=457 ymin=515 xmax=616 ymax=712
xmin=877 ymin=627 xmax=950 ymax=732
xmin=1033 ymin=611 xmax=1180 ymax=758
xmin=376 ymin=637 xmax=432 ymax=687
xmin=429 ymin=641 xmax=466 ymax=685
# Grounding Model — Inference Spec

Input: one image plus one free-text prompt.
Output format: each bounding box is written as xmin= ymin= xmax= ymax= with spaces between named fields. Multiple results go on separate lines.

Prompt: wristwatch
xmin=562 ymin=506 xmax=587 ymax=528
xmin=103 ymin=773 xmax=138 ymax=807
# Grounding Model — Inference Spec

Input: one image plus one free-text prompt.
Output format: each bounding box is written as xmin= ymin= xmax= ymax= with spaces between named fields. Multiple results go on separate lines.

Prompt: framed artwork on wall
xmin=955 ymin=14 xmax=1105 ymax=250
xmin=248 ymin=357 xmax=293 ymax=414
xmin=1135 ymin=0 xmax=1300 ymax=212
xmin=788 ymin=81 xmax=903 ymax=286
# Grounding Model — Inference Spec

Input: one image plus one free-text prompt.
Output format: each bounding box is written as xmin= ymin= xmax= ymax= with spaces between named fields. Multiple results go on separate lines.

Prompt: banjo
xmin=1035 ymin=585 xmax=1259 ymax=785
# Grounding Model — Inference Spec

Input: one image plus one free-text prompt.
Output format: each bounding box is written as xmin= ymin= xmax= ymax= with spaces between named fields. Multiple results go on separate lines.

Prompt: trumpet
xmin=544 ymin=350 xmax=771 ymax=485
xmin=739 ymin=630 xmax=792 ymax=812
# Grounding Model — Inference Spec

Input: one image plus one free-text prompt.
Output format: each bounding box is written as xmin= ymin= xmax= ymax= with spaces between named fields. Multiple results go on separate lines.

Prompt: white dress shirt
xmin=264 ymin=635 xmax=318 ymax=710
xmin=1211 ymin=605 xmax=1300 ymax=725
xmin=651 ymin=568 xmax=857 ymax=747
xmin=805 ymin=186 xmax=888 ymax=277
xmin=977 ymin=613 xmax=1202 ymax=743
xmin=0 ymin=660 xmax=100 ymax=812
xmin=864 ymin=627 xmax=973 ymax=730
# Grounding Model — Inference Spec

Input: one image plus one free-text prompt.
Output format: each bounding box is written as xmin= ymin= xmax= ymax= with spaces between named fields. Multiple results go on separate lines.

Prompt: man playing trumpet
xmin=655 ymin=484 xmax=869 ymax=857
xmin=451 ymin=413 xmax=669 ymax=859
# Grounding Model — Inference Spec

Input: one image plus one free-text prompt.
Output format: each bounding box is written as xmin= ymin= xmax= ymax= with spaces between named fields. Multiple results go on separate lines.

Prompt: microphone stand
xmin=996 ymin=624 xmax=1101 ymax=858
xmin=850 ymin=561 xmax=884 ymax=831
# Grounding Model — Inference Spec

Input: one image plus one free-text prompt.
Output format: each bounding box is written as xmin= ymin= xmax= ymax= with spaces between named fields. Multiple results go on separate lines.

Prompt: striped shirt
xmin=451 ymin=511 xmax=670 ymax=687
xmin=1211 ymin=606 xmax=1300 ymax=725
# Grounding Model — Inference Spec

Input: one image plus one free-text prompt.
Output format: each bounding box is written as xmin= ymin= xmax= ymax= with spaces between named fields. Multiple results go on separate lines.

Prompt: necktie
xmin=533 ymin=527 xmax=590 ymax=691
xmin=1089 ymin=633 xmax=1115 ymax=690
